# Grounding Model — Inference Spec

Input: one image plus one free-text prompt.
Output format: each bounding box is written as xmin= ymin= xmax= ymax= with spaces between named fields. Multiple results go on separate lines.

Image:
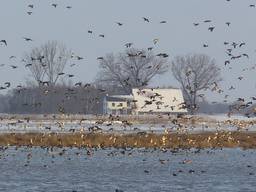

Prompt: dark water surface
xmin=0 ymin=147 xmax=255 ymax=192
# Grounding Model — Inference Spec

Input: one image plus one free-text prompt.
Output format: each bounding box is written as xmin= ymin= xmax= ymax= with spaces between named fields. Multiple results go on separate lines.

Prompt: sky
xmin=0 ymin=0 xmax=256 ymax=103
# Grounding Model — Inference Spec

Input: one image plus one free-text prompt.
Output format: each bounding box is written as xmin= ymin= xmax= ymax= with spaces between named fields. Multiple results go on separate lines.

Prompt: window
xmin=119 ymin=103 xmax=123 ymax=107
xmin=112 ymin=103 xmax=115 ymax=107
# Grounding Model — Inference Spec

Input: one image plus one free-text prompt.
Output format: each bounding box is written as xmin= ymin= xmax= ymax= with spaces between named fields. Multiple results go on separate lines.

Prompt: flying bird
xmin=208 ymin=27 xmax=215 ymax=32
xmin=23 ymin=37 xmax=33 ymax=41
xmin=160 ymin=21 xmax=167 ymax=24
xmin=142 ymin=17 xmax=150 ymax=22
xmin=116 ymin=22 xmax=123 ymax=26
xmin=0 ymin=40 xmax=7 ymax=46
xmin=153 ymin=38 xmax=159 ymax=44
xmin=52 ymin=3 xmax=58 ymax=8
xmin=204 ymin=20 xmax=212 ymax=23
xmin=125 ymin=43 xmax=133 ymax=48
xmin=225 ymin=22 xmax=231 ymax=26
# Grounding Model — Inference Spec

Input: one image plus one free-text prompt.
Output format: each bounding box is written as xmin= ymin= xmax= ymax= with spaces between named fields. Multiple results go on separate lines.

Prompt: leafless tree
xmin=96 ymin=48 xmax=169 ymax=93
xmin=171 ymin=54 xmax=221 ymax=114
xmin=24 ymin=41 xmax=71 ymax=87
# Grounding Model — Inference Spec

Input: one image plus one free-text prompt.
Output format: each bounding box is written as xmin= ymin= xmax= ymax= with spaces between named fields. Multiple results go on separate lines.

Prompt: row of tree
xmin=0 ymin=40 xmax=223 ymax=114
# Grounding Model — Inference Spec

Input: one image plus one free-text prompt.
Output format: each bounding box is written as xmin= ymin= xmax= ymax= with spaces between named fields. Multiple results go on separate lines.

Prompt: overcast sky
xmin=0 ymin=0 xmax=256 ymax=102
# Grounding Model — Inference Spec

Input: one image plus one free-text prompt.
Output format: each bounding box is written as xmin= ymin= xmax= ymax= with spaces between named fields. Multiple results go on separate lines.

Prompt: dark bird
xmin=66 ymin=6 xmax=72 ymax=9
xmin=160 ymin=21 xmax=167 ymax=24
xmin=75 ymin=82 xmax=82 ymax=86
xmin=116 ymin=22 xmax=123 ymax=26
xmin=28 ymin=4 xmax=34 ymax=8
xmin=76 ymin=56 xmax=83 ymax=60
xmin=27 ymin=11 xmax=32 ymax=15
xmin=88 ymin=30 xmax=93 ymax=34
xmin=203 ymin=44 xmax=208 ymax=47
xmin=25 ymin=63 xmax=32 ymax=67
xmin=52 ymin=3 xmax=58 ymax=8
xmin=143 ymin=17 xmax=150 ymax=22
xmin=232 ymin=42 xmax=238 ymax=48
xmin=249 ymin=4 xmax=255 ymax=7
xmin=193 ymin=23 xmax=199 ymax=26
xmin=0 ymin=40 xmax=7 ymax=46
xmin=99 ymin=34 xmax=105 ymax=38
xmin=239 ymin=42 xmax=246 ymax=47
xmin=208 ymin=27 xmax=215 ymax=32
xmin=58 ymin=72 xmax=65 ymax=76
xmin=125 ymin=43 xmax=133 ymax=48
xmin=23 ymin=37 xmax=33 ymax=41
xmin=97 ymin=57 xmax=104 ymax=60
xmin=242 ymin=53 xmax=249 ymax=58
xmin=204 ymin=20 xmax=212 ymax=23
xmin=225 ymin=22 xmax=231 ymax=26
xmin=224 ymin=60 xmax=230 ymax=66
xmin=4 ymin=82 xmax=11 ymax=88
xmin=10 ymin=65 xmax=18 ymax=69
xmin=9 ymin=56 xmax=16 ymax=59
xmin=229 ymin=86 xmax=235 ymax=90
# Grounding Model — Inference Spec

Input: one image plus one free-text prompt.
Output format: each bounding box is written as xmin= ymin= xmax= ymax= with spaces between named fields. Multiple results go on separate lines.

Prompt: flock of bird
xmin=0 ymin=1 xmax=255 ymax=118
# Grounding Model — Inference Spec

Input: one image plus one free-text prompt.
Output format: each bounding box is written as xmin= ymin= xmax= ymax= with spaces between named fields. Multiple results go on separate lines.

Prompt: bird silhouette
xmin=52 ymin=4 xmax=58 ymax=8
xmin=142 ymin=17 xmax=150 ymax=22
xmin=0 ymin=40 xmax=7 ymax=46
xmin=23 ymin=37 xmax=33 ymax=41
xmin=116 ymin=22 xmax=123 ymax=26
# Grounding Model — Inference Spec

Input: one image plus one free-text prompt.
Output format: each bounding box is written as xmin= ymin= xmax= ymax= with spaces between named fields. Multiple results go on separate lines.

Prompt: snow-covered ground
xmin=0 ymin=114 xmax=255 ymax=133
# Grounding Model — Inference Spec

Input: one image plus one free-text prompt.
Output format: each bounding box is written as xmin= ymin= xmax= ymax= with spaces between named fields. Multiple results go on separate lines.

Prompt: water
xmin=0 ymin=147 xmax=255 ymax=192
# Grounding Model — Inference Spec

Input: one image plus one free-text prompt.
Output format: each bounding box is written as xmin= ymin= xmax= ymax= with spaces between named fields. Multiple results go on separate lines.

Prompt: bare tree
xmin=96 ymin=48 xmax=169 ymax=93
xmin=171 ymin=54 xmax=221 ymax=114
xmin=24 ymin=41 xmax=71 ymax=87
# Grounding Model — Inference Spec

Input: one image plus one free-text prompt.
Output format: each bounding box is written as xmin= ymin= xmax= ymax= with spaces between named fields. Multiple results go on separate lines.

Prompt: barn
xmin=103 ymin=88 xmax=187 ymax=115
xmin=132 ymin=88 xmax=187 ymax=114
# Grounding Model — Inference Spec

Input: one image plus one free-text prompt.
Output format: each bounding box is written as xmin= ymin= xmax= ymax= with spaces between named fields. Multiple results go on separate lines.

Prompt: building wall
xmin=107 ymin=101 xmax=128 ymax=110
xmin=132 ymin=88 xmax=187 ymax=114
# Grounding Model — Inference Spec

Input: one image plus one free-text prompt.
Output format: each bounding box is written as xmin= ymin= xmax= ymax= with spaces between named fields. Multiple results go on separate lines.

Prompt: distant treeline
xmin=0 ymin=85 xmax=107 ymax=114
xmin=0 ymin=84 xmax=235 ymax=115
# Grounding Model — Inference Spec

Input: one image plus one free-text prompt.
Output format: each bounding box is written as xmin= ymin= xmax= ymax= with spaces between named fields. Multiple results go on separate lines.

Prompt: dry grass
xmin=1 ymin=131 xmax=256 ymax=149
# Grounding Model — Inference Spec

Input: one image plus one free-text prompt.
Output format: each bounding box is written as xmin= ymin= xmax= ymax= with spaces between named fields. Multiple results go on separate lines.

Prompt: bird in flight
xmin=52 ymin=4 xmax=58 ymax=8
xmin=28 ymin=4 xmax=34 ymax=9
xmin=116 ymin=22 xmax=123 ymax=26
xmin=125 ymin=43 xmax=133 ymax=48
xmin=23 ymin=37 xmax=33 ymax=41
xmin=208 ymin=27 xmax=215 ymax=32
xmin=0 ymin=40 xmax=7 ymax=46
xmin=143 ymin=17 xmax=150 ymax=22
xmin=153 ymin=38 xmax=159 ymax=44
xmin=204 ymin=20 xmax=212 ymax=23
xmin=27 ymin=11 xmax=32 ymax=15
xmin=160 ymin=21 xmax=167 ymax=24
xmin=225 ymin=22 xmax=231 ymax=26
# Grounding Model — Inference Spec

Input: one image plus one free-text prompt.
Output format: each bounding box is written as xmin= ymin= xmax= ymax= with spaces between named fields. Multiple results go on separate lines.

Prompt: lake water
xmin=0 ymin=147 xmax=255 ymax=192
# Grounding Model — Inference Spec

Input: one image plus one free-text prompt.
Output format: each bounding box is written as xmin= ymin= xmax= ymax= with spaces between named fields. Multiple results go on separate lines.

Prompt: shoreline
xmin=1 ymin=131 xmax=256 ymax=149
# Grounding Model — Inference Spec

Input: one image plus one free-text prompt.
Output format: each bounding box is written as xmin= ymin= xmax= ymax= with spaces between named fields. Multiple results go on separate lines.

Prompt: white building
xmin=103 ymin=88 xmax=187 ymax=115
